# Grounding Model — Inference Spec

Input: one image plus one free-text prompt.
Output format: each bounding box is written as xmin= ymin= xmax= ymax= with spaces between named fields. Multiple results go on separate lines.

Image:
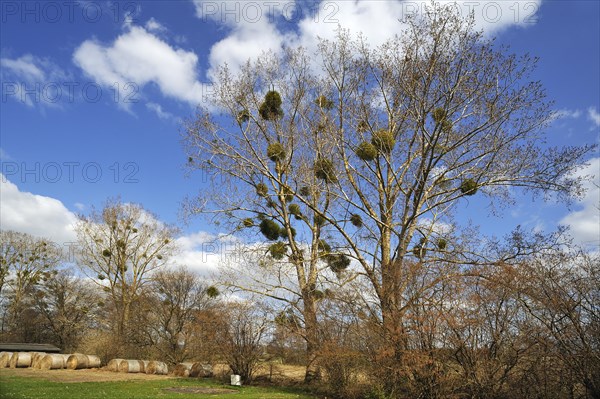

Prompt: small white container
xmin=230 ymin=374 xmax=242 ymax=386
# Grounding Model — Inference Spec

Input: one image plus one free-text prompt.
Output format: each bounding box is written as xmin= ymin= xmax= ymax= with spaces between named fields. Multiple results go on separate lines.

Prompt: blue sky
xmin=1 ymin=0 xmax=599 ymax=274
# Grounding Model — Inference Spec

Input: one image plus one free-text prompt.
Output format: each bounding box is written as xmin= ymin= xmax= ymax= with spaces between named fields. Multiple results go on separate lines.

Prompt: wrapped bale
xmin=39 ymin=354 xmax=67 ymax=370
xmin=0 ymin=352 xmax=13 ymax=368
xmin=118 ymin=359 xmax=141 ymax=373
xmin=10 ymin=352 xmax=33 ymax=368
xmin=173 ymin=362 xmax=194 ymax=377
xmin=106 ymin=358 xmax=124 ymax=372
xmin=146 ymin=360 xmax=168 ymax=375
xmin=189 ymin=362 xmax=213 ymax=378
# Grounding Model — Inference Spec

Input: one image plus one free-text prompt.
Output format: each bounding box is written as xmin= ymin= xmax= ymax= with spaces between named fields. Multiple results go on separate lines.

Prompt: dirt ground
xmin=0 ymin=367 xmax=174 ymax=383
xmin=0 ymin=363 xmax=306 ymax=384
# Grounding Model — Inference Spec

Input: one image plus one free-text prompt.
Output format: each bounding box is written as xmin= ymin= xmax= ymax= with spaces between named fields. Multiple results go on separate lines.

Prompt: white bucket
xmin=230 ymin=374 xmax=242 ymax=386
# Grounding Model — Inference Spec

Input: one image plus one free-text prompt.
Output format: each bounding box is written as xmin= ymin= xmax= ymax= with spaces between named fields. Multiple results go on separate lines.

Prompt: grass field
xmin=0 ymin=368 xmax=319 ymax=399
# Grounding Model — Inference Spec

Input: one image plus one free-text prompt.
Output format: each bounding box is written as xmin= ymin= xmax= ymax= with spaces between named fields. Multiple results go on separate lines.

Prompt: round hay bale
xmin=146 ymin=360 xmax=168 ymax=375
xmin=66 ymin=354 xmax=89 ymax=370
xmin=87 ymin=355 xmax=101 ymax=368
xmin=30 ymin=352 xmax=46 ymax=369
xmin=190 ymin=362 xmax=213 ymax=378
xmin=0 ymin=352 xmax=13 ymax=368
xmin=39 ymin=354 xmax=66 ymax=370
xmin=173 ymin=362 xmax=194 ymax=377
xmin=106 ymin=358 xmax=124 ymax=372
xmin=10 ymin=352 xmax=32 ymax=368
xmin=138 ymin=360 xmax=149 ymax=373
xmin=118 ymin=359 xmax=141 ymax=373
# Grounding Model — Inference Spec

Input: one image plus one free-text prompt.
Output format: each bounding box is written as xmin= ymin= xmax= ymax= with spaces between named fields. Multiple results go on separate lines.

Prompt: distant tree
xmin=0 ymin=230 xmax=62 ymax=341
xmin=144 ymin=266 xmax=214 ymax=364
xmin=74 ymin=199 xmax=177 ymax=348
xmin=32 ymin=269 xmax=100 ymax=351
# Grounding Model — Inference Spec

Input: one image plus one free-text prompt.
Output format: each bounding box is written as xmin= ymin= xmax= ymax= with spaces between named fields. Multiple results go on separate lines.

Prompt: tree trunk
xmin=303 ymin=293 xmax=321 ymax=383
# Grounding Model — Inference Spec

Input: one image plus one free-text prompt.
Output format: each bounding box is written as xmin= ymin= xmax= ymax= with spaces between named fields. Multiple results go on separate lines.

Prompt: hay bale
xmin=146 ymin=360 xmax=168 ymax=375
xmin=173 ymin=362 xmax=194 ymax=377
xmin=189 ymin=362 xmax=213 ymax=378
xmin=0 ymin=352 xmax=13 ymax=368
xmin=10 ymin=352 xmax=32 ymax=368
xmin=30 ymin=352 xmax=47 ymax=369
xmin=138 ymin=360 xmax=149 ymax=373
xmin=118 ymin=359 xmax=141 ymax=373
xmin=106 ymin=358 xmax=124 ymax=372
xmin=87 ymin=355 xmax=101 ymax=368
xmin=39 ymin=354 xmax=67 ymax=370
xmin=66 ymin=354 xmax=89 ymax=370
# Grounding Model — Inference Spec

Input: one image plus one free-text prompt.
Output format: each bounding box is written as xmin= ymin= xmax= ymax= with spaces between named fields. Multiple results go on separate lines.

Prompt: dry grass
xmin=0 ymin=367 xmax=174 ymax=383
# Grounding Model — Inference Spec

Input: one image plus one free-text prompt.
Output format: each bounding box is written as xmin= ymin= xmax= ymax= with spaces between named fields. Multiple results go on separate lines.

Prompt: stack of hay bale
xmin=0 ymin=351 xmax=100 ymax=370
xmin=107 ymin=359 xmax=168 ymax=375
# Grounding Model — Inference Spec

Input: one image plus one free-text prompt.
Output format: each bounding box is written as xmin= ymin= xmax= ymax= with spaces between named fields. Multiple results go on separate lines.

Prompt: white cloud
xmin=145 ymin=17 xmax=166 ymax=33
xmin=588 ymin=107 xmax=600 ymax=127
xmin=0 ymin=54 xmax=69 ymax=108
xmin=146 ymin=102 xmax=179 ymax=122
xmin=171 ymin=231 xmax=242 ymax=276
xmin=73 ymin=26 xmax=210 ymax=106
xmin=0 ymin=174 xmax=78 ymax=244
xmin=551 ymin=108 xmax=582 ymax=121
xmin=559 ymin=157 xmax=600 ymax=249
xmin=193 ymin=0 xmax=543 ymax=78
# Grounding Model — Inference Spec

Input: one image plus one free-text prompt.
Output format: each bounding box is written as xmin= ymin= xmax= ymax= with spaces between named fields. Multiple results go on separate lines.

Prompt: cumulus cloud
xmin=73 ymin=26 xmax=210 ymax=106
xmin=171 ymin=231 xmax=243 ymax=276
xmin=559 ymin=158 xmax=600 ymax=249
xmin=193 ymin=0 xmax=543 ymax=78
xmin=0 ymin=174 xmax=78 ymax=244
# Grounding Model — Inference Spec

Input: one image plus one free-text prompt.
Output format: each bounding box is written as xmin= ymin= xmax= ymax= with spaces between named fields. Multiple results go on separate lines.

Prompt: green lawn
xmin=0 ymin=373 xmax=318 ymax=399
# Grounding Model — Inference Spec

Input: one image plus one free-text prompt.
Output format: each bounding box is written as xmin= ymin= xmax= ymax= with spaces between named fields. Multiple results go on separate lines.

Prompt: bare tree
xmin=183 ymin=6 xmax=594 ymax=390
xmin=0 ymin=230 xmax=62 ymax=340
xmin=32 ymin=269 xmax=100 ymax=351
xmin=74 ymin=199 xmax=177 ymax=346
xmin=217 ymin=300 xmax=271 ymax=384
xmin=144 ymin=266 xmax=213 ymax=364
